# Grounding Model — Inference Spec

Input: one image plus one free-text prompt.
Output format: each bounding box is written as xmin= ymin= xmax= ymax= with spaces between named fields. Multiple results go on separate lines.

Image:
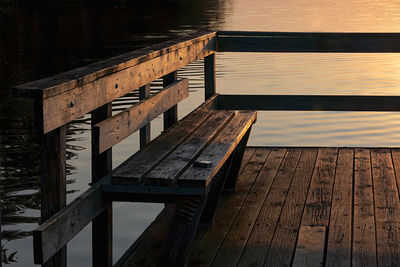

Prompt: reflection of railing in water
xmin=11 ymin=30 xmax=400 ymax=266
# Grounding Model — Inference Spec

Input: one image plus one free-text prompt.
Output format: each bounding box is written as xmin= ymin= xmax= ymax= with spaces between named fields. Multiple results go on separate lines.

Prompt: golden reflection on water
xmin=215 ymin=0 xmax=400 ymax=146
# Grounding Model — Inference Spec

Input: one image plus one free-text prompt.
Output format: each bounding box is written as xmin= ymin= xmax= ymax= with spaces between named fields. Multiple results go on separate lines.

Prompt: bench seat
xmin=110 ymin=101 xmax=257 ymax=192
xmin=103 ymin=99 xmax=257 ymax=264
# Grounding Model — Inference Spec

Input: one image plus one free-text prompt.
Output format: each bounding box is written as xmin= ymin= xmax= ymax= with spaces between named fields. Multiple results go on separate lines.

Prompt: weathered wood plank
xmin=216 ymin=148 xmax=299 ymax=266
xmin=353 ymin=148 xmax=377 ymax=267
xmin=33 ymin=176 xmax=110 ymax=264
xmin=94 ymin=79 xmax=189 ymax=154
xmin=325 ymin=148 xmax=354 ymax=267
xmin=217 ymin=31 xmax=400 ymax=52
xmin=16 ymin=33 xmax=215 ymax=134
xmin=292 ymin=226 xmax=326 ymax=267
xmin=262 ymin=148 xmax=318 ymax=267
xmin=139 ymin=84 xmax=151 ymax=148
xmin=13 ymin=30 xmax=216 ymax=99
xmin=371 ymin=149 xmax=400 ymax=266
xmin=204 ymin=53 xmax=216 ymax=100
xmin=188 ymin=148 xmax=271 ymax=266
xmin=236 ymin=148 xmax=299 ymax=266
xmin=39 ymin=126 xmax=67 ymax=267
xmin=91 ymin=103 xmax=113 ymax=267
xmin=178 ymin=111 xmax=257 ymax=187
xmin=218 ymin=94 xmax=400 ymax=112
xmin=111 ymin=94 xmax=218 ymax=185
xmin=302 ymin=147 xmax=338 ymax=226
xmin=145 ymin=111 xmax=235 ymax=186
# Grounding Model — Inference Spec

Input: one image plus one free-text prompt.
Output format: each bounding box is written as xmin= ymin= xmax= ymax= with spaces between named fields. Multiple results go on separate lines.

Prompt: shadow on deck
xmin=122 ymin=146 xmax=398 ymax=266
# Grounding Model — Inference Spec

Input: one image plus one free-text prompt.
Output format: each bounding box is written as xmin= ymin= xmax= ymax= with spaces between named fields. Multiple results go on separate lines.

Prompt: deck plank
xmin=371 ymin=149 xmax=400 ymax=266
xmin=120 ymin=147 xmax=400 ymax=267
xmin=325 ymin=148 xmax=354 ymax=267
xmin=262 ymin=148 xmax=318 ymax=267
xmin=292 ymin=226 xmax=326 ymax=267
xmin=302 ymin=147 xmax=338 ymax=226
xmin=353 ymin=148 xmax=377 ymax=267
xmin=236 ymin=148 xmax=300 ymax=266
xmin=210 ymin=148 xmax=289 ymax=266
xmin=188 ymin=148 xmax=271 ymax=266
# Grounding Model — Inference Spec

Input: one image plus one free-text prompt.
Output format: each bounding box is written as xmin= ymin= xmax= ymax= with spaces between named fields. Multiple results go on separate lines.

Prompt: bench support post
xmin=91 ymin=104 xmax=113 ymax=267
xmin=199 ymin=153 xmax=235 ymax=228
xmin=163 ymin=71 xmax=178 ymax=130
xmin=139 ymin=84 xmax=151 ymax=148
xmin=224 ymin=126 xmax=252 ymax=192
xmin=204 ymin=53 xmax=216 ymax=100
xmin=162 ymin=196 xmax=207 ymax=264
xmin=40 ymin=124 xmax=67 ymax=267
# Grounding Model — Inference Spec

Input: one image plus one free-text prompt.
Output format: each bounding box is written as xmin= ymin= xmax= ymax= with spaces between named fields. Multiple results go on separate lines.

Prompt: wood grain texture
xmin=292 ymin=226 xmax=326 ymax=267
xmin=217 ymin=31 xmax=400 ymax=52
xmin=215 ymin=148 xmax=297 ymax=267
xmin=353 ymin=148 xmax=377 ymax=267
xmin=371 ymin=149 xmax=400 ymax=267
xmin=13 ymin=30 xmax=216 ymax=99
xmin=302 ymin=147 xmax=338 ymax=227
xmin=94 ymin=79 xmax=189 ymax=154
xmin=178 ymin=111 xmax=257 ymax=187
xmin=325 ymin=148 xmax=353 ymax=267
xmin=218 ymin=94 xmax=400 ymax=112
xmin=145 ymin=111 xmax=235 ymax=186
xmin=18 ymin=32 xmax=215 ymax=134
xmin=111 ymin=94 xmax=217 ymax=185
xmin=188 ymin=148 xmax=271 ymax=266
xmin=262 ymin=148 xmax=318 ymax=267
xmin=237 ymin=148 xmax=299 ymax=266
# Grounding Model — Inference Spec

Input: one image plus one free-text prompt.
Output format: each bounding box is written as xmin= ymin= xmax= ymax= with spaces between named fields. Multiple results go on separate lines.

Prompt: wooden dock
xmin=12 ymin=31 xmax=400 ymax=266
xmin=122 ymin=146 xmax=400 ymax=267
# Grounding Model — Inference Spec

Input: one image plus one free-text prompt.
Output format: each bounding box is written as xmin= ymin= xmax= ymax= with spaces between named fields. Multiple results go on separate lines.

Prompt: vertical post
xmin=204 ymin=53 xmax=216 ymax=100
xmin=163 ymin=71 xmax=178 ymax=130
xmin=91 ymin=104 xmax=113 ymax=267
xmin=41 ymin=125 xmax=67 ymax=267
xmin=139 ymin=84 xmax=151 ymax=148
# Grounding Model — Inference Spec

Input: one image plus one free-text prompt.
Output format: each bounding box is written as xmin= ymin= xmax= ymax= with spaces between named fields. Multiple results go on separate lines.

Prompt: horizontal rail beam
xmin=218 ymin=94 xmax=400 ymax=111
xmin=102 ymin=184 xmax=205 ymax=203
xmin=33 ymin=176 xmax=110 ymax=264
xmin=217 ymin=31 xmax=400 ymax=52
xmin=13 ymin=31 xmax=216 ymax=134
xmin=94 ymin=79 xmax=189 ymax=154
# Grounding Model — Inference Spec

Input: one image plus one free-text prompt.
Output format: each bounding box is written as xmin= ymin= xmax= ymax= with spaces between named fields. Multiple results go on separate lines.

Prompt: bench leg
xmin=161 ymin=196 xmax=206 ymax=265
xmin=223 ymin=126 xmax=252 ymax=192
xmin=198 ymin=153 xmax=234 ymax=229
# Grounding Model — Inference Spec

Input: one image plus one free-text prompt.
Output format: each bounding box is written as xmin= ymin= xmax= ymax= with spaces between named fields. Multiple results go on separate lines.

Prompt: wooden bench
xmin=13 ymin=30 xmax=257 ymax=266
xmin=102 ymin=95 xmax=256 ymax=262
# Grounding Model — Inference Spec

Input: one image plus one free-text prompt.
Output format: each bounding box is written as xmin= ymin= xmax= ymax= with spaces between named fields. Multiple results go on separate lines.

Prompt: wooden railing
xmin=12 ymin=30 xmax=400 ymax=266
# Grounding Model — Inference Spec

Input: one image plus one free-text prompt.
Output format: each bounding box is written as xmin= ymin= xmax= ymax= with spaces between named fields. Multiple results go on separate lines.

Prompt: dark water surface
xmin=3 ymin=0 xmax=400 ymax=265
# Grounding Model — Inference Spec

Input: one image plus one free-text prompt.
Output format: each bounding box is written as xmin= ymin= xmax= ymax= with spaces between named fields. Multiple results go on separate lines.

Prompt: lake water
xmin=1 ymin=0 xmax=400 ymax=265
